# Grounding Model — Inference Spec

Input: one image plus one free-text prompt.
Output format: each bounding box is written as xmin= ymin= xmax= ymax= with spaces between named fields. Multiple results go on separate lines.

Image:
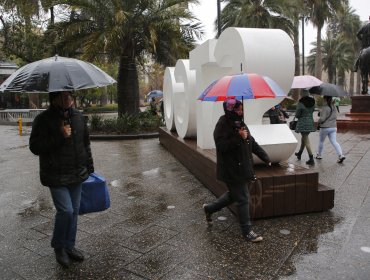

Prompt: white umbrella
xmin=291 ymin=75 xmax=323 ymax=89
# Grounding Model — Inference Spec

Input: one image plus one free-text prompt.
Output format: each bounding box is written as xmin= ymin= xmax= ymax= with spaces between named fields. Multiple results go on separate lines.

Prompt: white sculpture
xmin=163 ymin=27 xmax=298 ymax=163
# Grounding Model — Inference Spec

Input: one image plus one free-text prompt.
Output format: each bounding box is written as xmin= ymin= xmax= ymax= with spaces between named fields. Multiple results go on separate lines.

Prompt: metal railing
xmin=0 ymin=109 xmax=45 ymax=123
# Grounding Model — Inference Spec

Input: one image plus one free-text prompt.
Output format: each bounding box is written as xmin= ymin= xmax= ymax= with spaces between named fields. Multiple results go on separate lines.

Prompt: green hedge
xmin=89 ymin=111 xmax=163 ymax=134
xmin=83 ymin=104 xmax=118 ymax=113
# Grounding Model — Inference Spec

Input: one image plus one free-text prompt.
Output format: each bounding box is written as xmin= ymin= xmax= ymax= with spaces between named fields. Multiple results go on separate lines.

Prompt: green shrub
xmin=90 ymin=114 xmax=103 ymax=131
xmin=88 ymin=111 xmax=163 ymax=134
xmin=83 ymin=104 xmax=118 ymax=113
xmin=101 ymin=119 xmax=117 ymax=133
xmin=340 ymin=97 xmax=352 ymax=105
xmin=117 ymin=113 xmax=140 ymax=133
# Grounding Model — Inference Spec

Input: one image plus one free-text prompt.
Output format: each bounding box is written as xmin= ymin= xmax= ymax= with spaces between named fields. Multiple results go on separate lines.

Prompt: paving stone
xmin=0 ymin=122 xmax=369 ymax=279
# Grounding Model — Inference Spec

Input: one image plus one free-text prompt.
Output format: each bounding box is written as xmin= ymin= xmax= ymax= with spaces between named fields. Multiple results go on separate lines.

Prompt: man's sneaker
xmin=337 ymin=156 xmax=346 ymax=163
xmin=244 ymin=230 xmax=263 ymax=242
xmin=202 ymin=204 xmax=213 ymax=226
xmin=316 ymin=154 xmax=322 ymax=159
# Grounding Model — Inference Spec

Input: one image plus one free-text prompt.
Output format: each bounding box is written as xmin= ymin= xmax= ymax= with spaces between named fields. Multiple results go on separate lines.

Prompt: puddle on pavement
xmin=142 ymin=168 xmax=160 ymax=176
xmin=18 ymin=196 xmax=53 ymax=217
xmin=280 ymin=229 xmax=291 ymax=235
xmin=122 ymin=182 xmax=141 ymax=192
xmin=6 ymin=144 xmax=29 ymax=151
xmin=127 ymin=190 xmax=145 ymax=198
xmin=360 ymin=246 xmax=370 ymax=253
xmin=187 ymin=187 xmax=203 ymax=197
xmin=130 ymin=167 xmax=167 ymax=179
xmin=276 ymin=213 xmax=342 ymax=277
xmin=170 ymin=166 xmax=184 ymax=173
xmin=110 ymin=179 xmax=121 ymax=187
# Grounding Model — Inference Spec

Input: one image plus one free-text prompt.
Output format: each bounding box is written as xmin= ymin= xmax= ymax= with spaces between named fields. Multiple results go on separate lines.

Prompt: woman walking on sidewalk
xmin=294 ymin=95 xmax=316 ymax=165
xmin=316 ymin=96 xmax=346 ymax=163
xmin=202 ymin=99 xmax=271 ymax=242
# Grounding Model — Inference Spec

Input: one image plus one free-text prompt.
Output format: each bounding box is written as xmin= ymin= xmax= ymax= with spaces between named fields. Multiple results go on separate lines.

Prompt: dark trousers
xmin=206 ymin=181 xmax=252 ymax=235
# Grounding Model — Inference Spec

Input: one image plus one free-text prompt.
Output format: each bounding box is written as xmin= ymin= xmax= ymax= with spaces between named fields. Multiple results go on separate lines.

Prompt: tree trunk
xmin=50 ymin=6 xmax=54 ymax=25
xmin=117 ymin=54 xmax=140 ymax=116
xmin=315 ymin=27 xmax=322 ymax=80
xmin=100 ymin=87 xmax=108 ymax=106
xmin=337 ymin=69 xmax=345 ymax=88
xmin=328 ymin=59 xmax=334 ymax=83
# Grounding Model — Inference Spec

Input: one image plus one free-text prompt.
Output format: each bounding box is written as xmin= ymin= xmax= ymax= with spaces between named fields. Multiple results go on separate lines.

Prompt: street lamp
xmin=301 ymin=0 xmax=308 ymax=76
xmin=217 ymin=0 xmax=221 ymax=38
xmin=301 ymin=15 xmax=305 ymax=75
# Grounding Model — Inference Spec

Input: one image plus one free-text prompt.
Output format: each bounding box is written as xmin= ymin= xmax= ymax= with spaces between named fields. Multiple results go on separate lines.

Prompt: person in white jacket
xmin=316 ymin=96 xmax=346 ymax=163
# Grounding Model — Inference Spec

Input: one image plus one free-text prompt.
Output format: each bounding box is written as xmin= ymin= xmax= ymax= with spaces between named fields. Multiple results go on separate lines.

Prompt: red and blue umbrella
xmin=198 ymin=73 xmax=286 ymax=101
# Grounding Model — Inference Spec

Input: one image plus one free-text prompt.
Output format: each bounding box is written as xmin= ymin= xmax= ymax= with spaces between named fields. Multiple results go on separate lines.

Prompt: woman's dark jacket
xmin=214 ymin=115 xmax=270 ymax=184
xmin=29 ymin=106 xmax=94 ymax=187
xmin=295 ymin=96 xmax=316 ymax=133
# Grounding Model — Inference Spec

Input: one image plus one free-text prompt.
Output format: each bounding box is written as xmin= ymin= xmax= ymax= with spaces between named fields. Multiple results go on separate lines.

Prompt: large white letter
xmin=173 ymin=60 xmax=197 ymax=138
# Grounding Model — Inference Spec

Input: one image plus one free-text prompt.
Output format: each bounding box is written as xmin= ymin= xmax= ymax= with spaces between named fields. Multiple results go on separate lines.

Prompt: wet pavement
xmin=0 ymin=114 xmax=370 ymax=279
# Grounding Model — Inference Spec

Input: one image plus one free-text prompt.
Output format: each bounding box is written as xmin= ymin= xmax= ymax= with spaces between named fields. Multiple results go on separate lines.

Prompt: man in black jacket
xmin=29 ymin=91 xmax=94 ymax=268
xmin=203 ymin=98 xmax=271 ymax=242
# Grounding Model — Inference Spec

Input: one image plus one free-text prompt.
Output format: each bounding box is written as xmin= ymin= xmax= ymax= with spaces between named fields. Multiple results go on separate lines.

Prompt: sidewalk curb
xmin=90 ymin=132 xmax=159 ymax=140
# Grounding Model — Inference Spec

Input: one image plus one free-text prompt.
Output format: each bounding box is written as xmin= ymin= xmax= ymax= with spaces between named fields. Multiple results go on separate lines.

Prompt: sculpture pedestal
xmin=159 ymin=127 xmax=334 ymax=219
xmin=337 ymin=95 xmax=370 ymax=131
xmin=350 ymin=95 xmax=370 ymax=113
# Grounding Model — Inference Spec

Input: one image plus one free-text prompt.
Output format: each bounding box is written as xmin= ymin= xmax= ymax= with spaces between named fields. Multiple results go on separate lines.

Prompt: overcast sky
xmin=190 ymin=0 xmax=370 ymax=53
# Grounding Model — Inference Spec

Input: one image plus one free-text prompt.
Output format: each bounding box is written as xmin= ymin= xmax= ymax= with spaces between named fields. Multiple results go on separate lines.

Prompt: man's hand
xmin=239 ymin=127 xmax=248 ymax=139
xmin=61 ymin=124 xmax=72 ymax=138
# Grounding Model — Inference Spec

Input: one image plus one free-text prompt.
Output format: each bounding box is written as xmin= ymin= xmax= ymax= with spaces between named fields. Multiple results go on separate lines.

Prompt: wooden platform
xmin=159 ymin=127 xmax=334 ymax=219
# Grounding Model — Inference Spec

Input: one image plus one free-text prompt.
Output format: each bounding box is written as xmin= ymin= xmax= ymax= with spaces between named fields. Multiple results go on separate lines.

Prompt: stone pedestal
xmin=337 ymin=95 xmax=370 ymax=131
xmin=350 ymin=95 xmax=370 ymax=113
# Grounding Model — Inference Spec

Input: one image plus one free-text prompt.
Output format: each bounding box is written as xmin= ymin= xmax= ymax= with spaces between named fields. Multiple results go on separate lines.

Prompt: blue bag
xmin=79 ymin=172 xmax=110 ymax=215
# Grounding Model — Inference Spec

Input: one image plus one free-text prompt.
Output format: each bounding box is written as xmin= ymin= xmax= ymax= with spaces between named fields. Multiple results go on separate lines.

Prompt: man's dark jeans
xmin=49 ymin=184 xmax=82 ymax=249
xmin=206 ymin=181 xmax=252 ymax=235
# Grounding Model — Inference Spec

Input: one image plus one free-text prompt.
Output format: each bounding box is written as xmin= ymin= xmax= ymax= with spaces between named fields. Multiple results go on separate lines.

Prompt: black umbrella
xmin=309 ymin=82 xmax=348 ymax=97
xmin=0 ymin=55 xmax=116 ymax=93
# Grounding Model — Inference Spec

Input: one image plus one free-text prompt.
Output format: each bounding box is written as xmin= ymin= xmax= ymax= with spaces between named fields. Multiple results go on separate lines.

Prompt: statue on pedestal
xmin=354 ymin=16 xmax=370 ymax=95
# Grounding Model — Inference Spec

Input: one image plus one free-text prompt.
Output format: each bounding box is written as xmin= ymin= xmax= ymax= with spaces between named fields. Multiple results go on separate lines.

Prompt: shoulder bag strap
xmin=320 ymin=107 xmax=333 ymax=125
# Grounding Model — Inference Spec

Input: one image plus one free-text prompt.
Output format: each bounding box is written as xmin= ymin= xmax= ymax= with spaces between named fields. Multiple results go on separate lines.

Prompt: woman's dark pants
xmin=206 ymin=181 xmax=252 ymax=235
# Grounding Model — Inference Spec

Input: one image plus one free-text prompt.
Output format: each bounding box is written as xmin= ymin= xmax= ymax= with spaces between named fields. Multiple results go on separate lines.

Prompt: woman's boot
xmin=306 ymin=155 xmax=315 ymax=165
xmin=295 ymin=151 xmax=302 ymax=160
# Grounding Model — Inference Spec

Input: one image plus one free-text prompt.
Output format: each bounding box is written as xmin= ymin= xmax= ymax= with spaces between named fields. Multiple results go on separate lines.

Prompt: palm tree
xmin=220 ymin=0 xmax=294 ymax=34
xmin=327 ymin=4 xmax=361 ymax=94
xmin=307 ymin=34 xmax=352 ymax=84
xmin=0 ymin=0 xmax=55 ymax=108
xmin=53 ymin=0 xmax=202 ymax=116
xmin=220 ymin=0 xmax=305 ymax=99
xmin=305 ymin=0 xmax=347 ymax=80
